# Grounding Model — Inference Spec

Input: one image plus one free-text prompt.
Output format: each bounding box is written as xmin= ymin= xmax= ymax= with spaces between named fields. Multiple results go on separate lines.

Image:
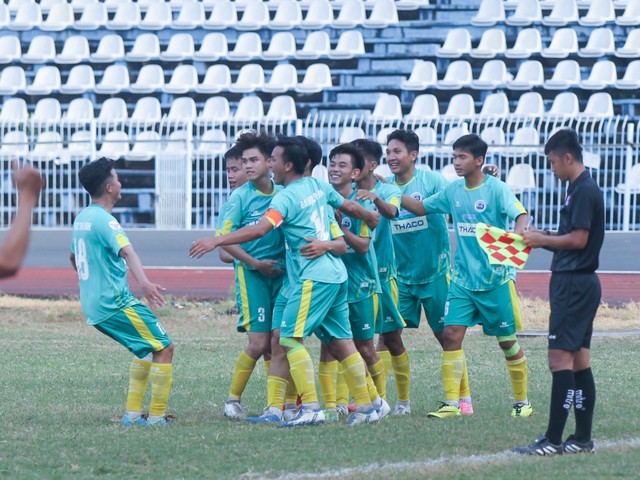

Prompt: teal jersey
xmin=215 ymin=201 xmax=229 ymax=237
xmin=265 ymin=176 xmax=347 ymax=285
xmin=340 ymin=190 xmax=380 ymax=303
xmin=221 ymin=180 xmax=286 ymax=269
xmin=389 ymin=169 xmax=450 ymax=284
xmin=71 ymin=204 xmax=139 ymax=325
xmin=422 ymin=175 xmax=527 ymax=291
xmin=281 ymin=205 xmax=342 ymax=299
xmin=370 ymin=181 xmax=401 ymax=283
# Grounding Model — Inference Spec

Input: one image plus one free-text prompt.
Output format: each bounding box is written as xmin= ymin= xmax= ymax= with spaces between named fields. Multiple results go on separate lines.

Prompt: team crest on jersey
xmin=109 ymin=221 xmax=121 ymax=230
xmin=342 ymin=217 xmax=352 ymax=228
xmin=411 ymin=192 xmax=422 ymax=201
xmin=474 ymin=200 xmax=487 ymax=212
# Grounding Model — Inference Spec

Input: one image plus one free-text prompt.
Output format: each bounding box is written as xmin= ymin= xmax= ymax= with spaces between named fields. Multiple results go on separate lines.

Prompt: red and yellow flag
xmin=475 ymin=222 xmax=531 ymax=270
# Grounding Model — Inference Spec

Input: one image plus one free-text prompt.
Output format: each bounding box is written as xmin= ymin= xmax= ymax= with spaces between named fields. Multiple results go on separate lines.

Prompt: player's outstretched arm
xmin=219 ymin=248 xmax=235 ymax=264
xmin=339 ymin=199 xmax=379 ymax=230
xmin=356 ymin=189 xmax=398 ymax=219
xmin=400 ymin=194 xmax=428 ymax=216
xmin=190 ymin=217 xmax=274 ymax=259
xmin=300 ymin=236 xmax=347 ymax=259
xmin=0 ymin=162 xmax=44 ymax=278
xmin=119 ymin=245 xmax=166 ymax=310
xmin=220 ymin=244 xmax=284 ymax=278
xmin=340 ymin=225 xmax=370 ymax=255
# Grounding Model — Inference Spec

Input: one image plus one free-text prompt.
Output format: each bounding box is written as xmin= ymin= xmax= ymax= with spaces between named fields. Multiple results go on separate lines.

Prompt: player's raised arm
xmin=356 ymin=189 xmax=398 ymax=219
xmin=338 ymin=199 xmax=379 ymax=230
xmin=189 ymin=217 xmax=274 ymax=258
xmin=400 ymin=194 xmax=428 ymax=216
xmin=0 ymin=162 xmax=44 ymax=278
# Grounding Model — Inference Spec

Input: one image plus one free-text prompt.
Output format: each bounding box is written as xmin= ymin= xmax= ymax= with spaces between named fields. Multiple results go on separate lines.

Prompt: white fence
xmin=0 ymin=114 xmax=638 ymax=231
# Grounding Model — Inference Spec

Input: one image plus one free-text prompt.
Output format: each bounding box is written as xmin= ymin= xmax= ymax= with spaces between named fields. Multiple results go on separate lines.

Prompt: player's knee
xmin=382 ymin=332 xmax=404 ymax=353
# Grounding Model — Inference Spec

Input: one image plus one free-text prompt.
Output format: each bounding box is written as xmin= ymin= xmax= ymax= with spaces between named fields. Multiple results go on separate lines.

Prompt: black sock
xmin=545 ymin=370 xmax=575 ymax=445
xmin=573 ymin=367 xmax=596 ymax=442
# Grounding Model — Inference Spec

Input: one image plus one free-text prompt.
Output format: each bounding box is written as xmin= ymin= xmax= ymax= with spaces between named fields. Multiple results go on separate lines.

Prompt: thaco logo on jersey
xmin=474 ymin=200 xmax=487 ymax=213
xmin=391 ymin=216 xmax=428 ymax=233
xmin=457 ymin=223 xmax=476 ymax=236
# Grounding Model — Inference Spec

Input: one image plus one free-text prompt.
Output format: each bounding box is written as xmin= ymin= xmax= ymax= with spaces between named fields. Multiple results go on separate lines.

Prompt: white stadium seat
xmin=0 ymin=36 xmax=21 ymax=63
xmin=160 ymin=33 xmax=195 ymax=62
xmin=541 ymin=28 xmax=579 ymax=58
xmin=22 ymin=35 xmax=56 ymax=64
xmin=163 ymin=64 xmax=198 ymax=94
xmin=616 ymin=60 xmax=640 ymax=89
xmin=262 ymin=64 xmax=298 ymax=93
xmin=56 ymin=35 xmax=90 ymax=64
xmin=437 ymin=60 xmax=472 ymax=89
xmin=194 ymin=33 xmax=228 ymax=61
xmin=295 ymin=63 xmax=332 ymax=93
xmin=505 ymin=28 xmax=542 ymax=58
xmin=436 ymin=28 xmax=471 ymax=58
xmin=400 ymin=60 xmax=437 ymax=90
xmin=506 ymin=0 xmax=542 ymax=26
xmin=60 ymin=64 xmax=96 ymax=94
xmin=227 ymin=33 xmax=263 ymax=61
xmin=25 ymin=65 xmax=61 ymax=95
xmin=544 ymin=60 xmax=581 ymax=90
xmin=95 ymin=65 xmax=130 ymax=94
xmin=126 ymin=33 xmax=160 ymax=62
xmin=262 ymin=32 xmax=297 ymax=60
xmin=579 ymin=0 xmax=615 ymax=26
xmin=507 ymin=60 xmax=544 ymax=90
xmin=616 ymin=28 xmax=640 ymax=57
xmin=471 ymin=0 xmax=505 ymax=26
xmin=296 ymin=31 xmax=330 ymax=59
xmin=196 ymin=64 xmax=232 ymax=94
xmin=471 ymin=60 xmax=511 ymax=90
xmin=229 ymin=64 xmax=265 ymax=93
xmin=578 ymin=27 xmax=615 ymax=57
xmin=329 ymin=30 xmax=365 ymax=59
xmin=231 ymin=96 xmax=264 ymax=124
xmin=581 ymin=60 xmax=617 ymax=90
xmin=270 ymin=0 xmax=302 ymax=29
xmin=470 ymin=28 xmax=507 ymax=58
xmin=91 ymin=34 xmax=125 ymax=63
xmin=542 ymin=0 xmax=578 ymax=26
xmin=129 ymin=64 xmax=165 ymax=93
xmin=301 ymin=0 xmax=333 ymax=29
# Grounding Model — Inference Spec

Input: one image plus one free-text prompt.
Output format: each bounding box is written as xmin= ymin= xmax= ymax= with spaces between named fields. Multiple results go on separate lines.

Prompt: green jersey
xmin=369 ymin=181 xmax=401 ymax=283
xmin=422 ymin=175 xmax=527 ymax=291
xmin=71 ymin=204 xmax=139 ymax=325
xmin=389 ymin=169 xmax=450 ymax=284
xmin=215 ymin=201 xmax=229 ymax=237
xmin=221 ymin=180 xmax=286 ymax=269
xmin=265 ymin=177 xmax=347 ymax=285
xmin=340 ymin=190 xmax=380 ymax=303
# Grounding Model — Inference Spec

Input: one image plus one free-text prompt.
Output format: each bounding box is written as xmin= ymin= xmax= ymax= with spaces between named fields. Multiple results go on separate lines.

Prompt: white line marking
xmin=267 ymin=437 xmax=640 ymax=480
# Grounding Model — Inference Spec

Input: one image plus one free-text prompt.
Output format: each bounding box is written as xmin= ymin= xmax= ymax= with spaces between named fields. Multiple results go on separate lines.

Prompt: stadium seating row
xmin=0 ymin=0 xmax=399 ymax=31
xmin=401 ymin=59 xmax=640 ymax=91
xmin=437 ymin=27 xmax=640 ymax=59
xmin=0 ymin=30 xmax=367 ymax=65
xmin=475 ymin=0 xmax=639 ymax=27
xmin=0 ymin=63 xmax=333 ymax=95
xmin=0 ymin=91 xmax=617 ymax=133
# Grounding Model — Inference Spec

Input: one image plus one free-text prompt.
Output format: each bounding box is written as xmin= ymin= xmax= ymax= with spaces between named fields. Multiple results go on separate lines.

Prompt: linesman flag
xmin=475 ymin=222 xmax=531 ymax=270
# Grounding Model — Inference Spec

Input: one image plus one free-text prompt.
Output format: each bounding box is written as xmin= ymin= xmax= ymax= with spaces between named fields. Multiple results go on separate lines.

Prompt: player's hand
xmin=12 ymin=161 xmax=44 ymax=202
xmin=374 ymin=173 xmax=388 ymax=184
xmin=189 ymin=237 xmax=219 ymax=258
xmin=356 ymin=189 xmax=377 ymax=203
xmin=365 ymin=210 xmax=380 ymax=230
xmin=522 ymin=231 xmax=546 ymax=248
xmin=142 ymin=282 xmax=166 ymax=310
xmin=253 ymin=259 xmax=285 ymax=278
xmin=482 ymin=164 xmax=500 ymax=178
xmin=300 ymin=237 xmax=328 ymax=259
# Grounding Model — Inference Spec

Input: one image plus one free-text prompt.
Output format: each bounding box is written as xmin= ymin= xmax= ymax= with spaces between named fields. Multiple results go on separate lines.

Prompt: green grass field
xmin=1 ymin=296 xmax=640 ymax=479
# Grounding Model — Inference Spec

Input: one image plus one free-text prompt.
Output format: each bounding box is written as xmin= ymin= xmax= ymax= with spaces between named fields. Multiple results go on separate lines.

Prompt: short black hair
xmin=452 ymin=134 xmax=488 ymax=160
xmin=351 ymin=138 xmax=383 ymax=163
xmin=544 ymin=128 xmax=582 ymax=163
xmin=275 ymin=135 xmax=309 ymax=175
xmin=297 ymin=136 xmax=323 ymax=169
xmin=329 ymin=143 xmax=365 ymax=171
xmin=387 ymin=130 xmax=419 ymax=154
xmin=224 ymin=146 xmax=241 ymax=162
xmin=78 ymin=157 xmax=116 ymax=197
xmin=235 ymin=130 xmax=276 ymax=160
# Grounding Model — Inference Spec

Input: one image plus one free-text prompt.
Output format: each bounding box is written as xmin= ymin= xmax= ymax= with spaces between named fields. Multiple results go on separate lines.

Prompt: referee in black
xmin=513 ymin=129 xmax=605 ymax=456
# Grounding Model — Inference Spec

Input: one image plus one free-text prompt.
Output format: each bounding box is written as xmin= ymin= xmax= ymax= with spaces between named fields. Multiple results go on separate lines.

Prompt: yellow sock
xmin=267 ymin=375 xmax=287 ymax=410
xmin=336 ymin=364 xmax=349 ymax=405
xmin=126 ymin=358 xmax=151 ymax=414
xmin=365 ymin=369 xmax=380 ymax=403
xmin=391 ymin=351 xmax=410 ymax=402
xmin=506 ymin=355 xmax=528 ymax=403
xmin=229 ymin=351 xmax=257 ymax=400
xmin=149 ymin=363 xmax=172 ymax=417
xmin=442 ymin=350 xmax=465 ymax=404
xmin=341 ymin=352 xmax=370 ymax=408
xmin=264 ymin=359 xmax=271 ymax=377
xmin=287 ymin=348 xmax=318 ymax=405
xmin=459 ymin=356 xmax=471 ymax=400
xmin=378 ymin=349 xmax=392 ymax=378
xmin=318 ymin=360 xmax=339 ymax=409
xmin=284 ymin=376 xmax=298 ymax=406
xmin=369 ymin=359 xmax=387 ymax=400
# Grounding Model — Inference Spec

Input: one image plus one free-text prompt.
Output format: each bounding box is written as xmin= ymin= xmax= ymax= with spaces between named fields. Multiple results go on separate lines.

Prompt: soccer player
xmin=352 ymin=138 xmax=410 ymax=411
xmin=216 ymin=146 xmax=247 ymax=265
xmin=323 ymin=143 xmax=390 ymax=420
xmin=0 ymin=162 xmax=43 ymax=278
xmin=202 ymin=133 xmax=286 ymax=420
xmin=190 ymin=136 xmax=380 ymax=426
xmin=401 ymin=134 xmax=531 ymax=419
xmin=514 ymin=129 xmax=603 ymax=455
xmin=385 ymin=129 xmax=475 ymax=415
xmin=70 ymin=158 xmax=174 ymax=426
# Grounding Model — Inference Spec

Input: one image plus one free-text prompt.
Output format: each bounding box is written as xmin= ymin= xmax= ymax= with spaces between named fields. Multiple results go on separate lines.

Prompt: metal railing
xmin=0 ymin=114 xmax=638 ymax=231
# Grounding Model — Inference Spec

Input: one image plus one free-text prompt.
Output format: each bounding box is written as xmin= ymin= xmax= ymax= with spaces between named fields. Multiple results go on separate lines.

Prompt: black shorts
xmin=548 ymin=272 xmax=601 ymax=351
